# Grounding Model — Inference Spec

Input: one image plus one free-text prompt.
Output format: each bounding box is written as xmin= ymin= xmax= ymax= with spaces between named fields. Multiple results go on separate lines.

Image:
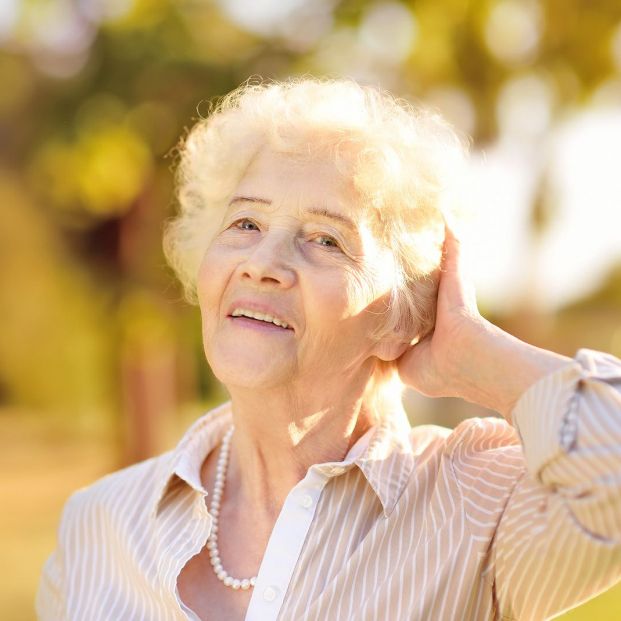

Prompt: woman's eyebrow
xmin=228 ymin=197 xmax=358 ymax=233
xmin=228 ymin=196 xmax=271 ymax=206
xmin=303 ymin=207 xmax=357 ymax=233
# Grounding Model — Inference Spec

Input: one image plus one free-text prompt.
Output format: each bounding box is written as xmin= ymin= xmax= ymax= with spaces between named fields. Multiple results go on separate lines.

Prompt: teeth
xmin=231 ymin=308 xmax=289 ymax=329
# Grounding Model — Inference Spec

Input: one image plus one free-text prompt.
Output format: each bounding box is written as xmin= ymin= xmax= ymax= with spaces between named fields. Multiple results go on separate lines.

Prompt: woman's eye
xmin=234 ymin=218 xmax=259 ymax=231
xmin=315 ymin=235 xmax=340 ymax=249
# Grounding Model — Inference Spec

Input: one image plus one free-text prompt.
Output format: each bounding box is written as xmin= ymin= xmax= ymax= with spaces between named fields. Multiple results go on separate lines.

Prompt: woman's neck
xmin=221 ymin=376 xmax=381 ymax=520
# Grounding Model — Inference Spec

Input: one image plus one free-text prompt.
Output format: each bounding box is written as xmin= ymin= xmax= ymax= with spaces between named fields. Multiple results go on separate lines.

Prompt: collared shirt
xmin=36 ymin=349 xmax=621 ymax=620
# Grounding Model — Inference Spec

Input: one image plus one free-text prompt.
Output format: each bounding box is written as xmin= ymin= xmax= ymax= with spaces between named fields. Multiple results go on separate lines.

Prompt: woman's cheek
xmin=197 ymin=258 xmax=226 ymax=319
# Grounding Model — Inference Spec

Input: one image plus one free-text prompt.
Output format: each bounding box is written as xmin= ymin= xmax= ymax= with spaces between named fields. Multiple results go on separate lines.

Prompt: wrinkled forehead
xmin=232 ymin=147 xmax=383 ymax=230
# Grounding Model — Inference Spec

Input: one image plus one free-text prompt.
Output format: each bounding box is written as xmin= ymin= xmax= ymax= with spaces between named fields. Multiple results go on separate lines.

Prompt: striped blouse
xmin=36 ymin=349 xmax=621 ymax=620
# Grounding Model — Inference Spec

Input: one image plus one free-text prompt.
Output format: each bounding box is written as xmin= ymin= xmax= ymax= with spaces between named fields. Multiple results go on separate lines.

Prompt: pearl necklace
xmin=207 ymin=426 xmax=257 ymax=591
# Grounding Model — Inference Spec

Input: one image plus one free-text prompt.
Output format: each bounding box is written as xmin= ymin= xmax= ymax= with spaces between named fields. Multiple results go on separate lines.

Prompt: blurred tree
xmin=1 ymin=0 xmax=620 ymax=446
xmin=2 ymin=1 xmax=621 ymax=618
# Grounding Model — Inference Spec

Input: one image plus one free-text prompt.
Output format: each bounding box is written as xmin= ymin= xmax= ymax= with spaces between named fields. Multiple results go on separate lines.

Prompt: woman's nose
xmin=239 ymin=232 xmax=296 ymax=288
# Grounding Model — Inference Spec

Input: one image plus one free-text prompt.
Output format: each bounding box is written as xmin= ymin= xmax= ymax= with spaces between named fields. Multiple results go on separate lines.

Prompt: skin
xmin=177 ymin=148 xmax=571 ymax=621
xmin=397 ymin=223 xmax=572 ymax=423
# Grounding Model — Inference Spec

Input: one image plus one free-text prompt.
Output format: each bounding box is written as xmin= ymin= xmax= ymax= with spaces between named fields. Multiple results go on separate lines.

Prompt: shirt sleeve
xmin=494 ymin=348 xmax=621 ymax=620
xmin=36 ymin=550 xmax=66 ymax=620
xmin=35 ymin=491 xmax=79 ymax=620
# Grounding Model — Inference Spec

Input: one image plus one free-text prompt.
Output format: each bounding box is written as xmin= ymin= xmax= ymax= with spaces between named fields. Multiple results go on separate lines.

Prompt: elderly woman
xmin=37 ymin=78 xmax=621 ymax=621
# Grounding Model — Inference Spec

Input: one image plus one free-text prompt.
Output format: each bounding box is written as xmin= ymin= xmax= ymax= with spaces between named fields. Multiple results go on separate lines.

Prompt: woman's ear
xmin=372 ymin=337 xmax=412 ymax=362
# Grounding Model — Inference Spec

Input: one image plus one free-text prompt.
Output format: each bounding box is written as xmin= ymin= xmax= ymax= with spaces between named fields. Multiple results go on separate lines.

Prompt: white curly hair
xmin=164 ymin=77 xmax=468 ymax=404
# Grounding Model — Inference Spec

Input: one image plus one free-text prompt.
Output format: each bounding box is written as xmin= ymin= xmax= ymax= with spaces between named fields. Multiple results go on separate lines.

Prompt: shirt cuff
xmin=510 ymin=348 xmax=618 ymax=483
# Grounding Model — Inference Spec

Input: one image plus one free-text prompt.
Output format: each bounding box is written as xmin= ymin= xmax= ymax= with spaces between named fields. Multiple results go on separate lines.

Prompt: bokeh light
xmin=2 ymin=1 xmax=621 ymax=619
xmin=484 ymin=0 xmax=542 ymax=65
xmin=358 ymin=1 xmax=417 ymax=65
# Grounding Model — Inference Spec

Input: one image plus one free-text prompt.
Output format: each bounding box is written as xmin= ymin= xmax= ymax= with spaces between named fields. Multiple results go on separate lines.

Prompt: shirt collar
xmin=312 ymin=407 xmax=415 ymax=517
xmin=151 ymin=401 xmax=415 ymax=519
xmin=151 ymin=402 xmax=233 ymax=518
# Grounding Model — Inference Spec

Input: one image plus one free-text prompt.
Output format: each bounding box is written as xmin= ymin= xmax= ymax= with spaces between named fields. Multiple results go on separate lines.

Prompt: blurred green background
xmin=1 ymin=0 xmax=620 ymax=619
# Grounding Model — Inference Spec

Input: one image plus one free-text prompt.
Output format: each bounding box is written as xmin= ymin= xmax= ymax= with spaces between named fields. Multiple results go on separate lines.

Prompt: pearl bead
xmin=206 ymin=426 xmax=257 ymax=591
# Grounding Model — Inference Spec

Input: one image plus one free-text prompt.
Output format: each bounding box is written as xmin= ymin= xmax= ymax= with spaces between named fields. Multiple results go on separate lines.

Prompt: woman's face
xmin=197 ymin=148 xmax=398 ymax=391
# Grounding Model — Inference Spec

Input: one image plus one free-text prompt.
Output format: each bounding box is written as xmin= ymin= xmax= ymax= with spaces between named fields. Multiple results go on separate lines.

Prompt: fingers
xmin=441 ymin=221 xmax=462 ymax=276
xmin=440 ymin=219 xmax=478 ymax=312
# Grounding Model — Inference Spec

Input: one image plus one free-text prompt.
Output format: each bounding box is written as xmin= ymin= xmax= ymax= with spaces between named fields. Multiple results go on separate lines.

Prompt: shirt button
xmin=331 ymin=467 xmax=345 ymax=475
xmin=300 ymin=494 xmax=314 ymax=509
xmin=263 ymin=586 xmax=278 ymax=602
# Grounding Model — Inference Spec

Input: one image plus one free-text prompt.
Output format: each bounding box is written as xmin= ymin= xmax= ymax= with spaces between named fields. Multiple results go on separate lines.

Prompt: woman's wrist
xmin=452 ymin=318 xmax=572 ymax=423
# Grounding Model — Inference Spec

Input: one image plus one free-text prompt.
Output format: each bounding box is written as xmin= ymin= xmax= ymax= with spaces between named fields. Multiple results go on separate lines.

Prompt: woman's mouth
xmin=227 ymin=306 xmax=295 ymax=334
xmin=227 ymin=315 xmax=293 ymax=333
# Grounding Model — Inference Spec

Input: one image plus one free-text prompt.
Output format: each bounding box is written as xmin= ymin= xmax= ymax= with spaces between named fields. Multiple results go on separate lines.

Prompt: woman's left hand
xmin=396 ymin=224 xmax=487 ymax=401
xmin=397 ymin=224 xmax=571 ymax=421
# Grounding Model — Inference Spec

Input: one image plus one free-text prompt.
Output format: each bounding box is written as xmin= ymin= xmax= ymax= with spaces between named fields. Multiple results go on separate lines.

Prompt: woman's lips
xmin=227 ymin=316 xmax=293 ymax=333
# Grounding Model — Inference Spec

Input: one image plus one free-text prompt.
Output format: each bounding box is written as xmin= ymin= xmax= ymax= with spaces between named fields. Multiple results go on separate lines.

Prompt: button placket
xmin=244 ymin=469 xmax=327 ymax=621
xmin=300 ymin=493 xmax=314 ymax=509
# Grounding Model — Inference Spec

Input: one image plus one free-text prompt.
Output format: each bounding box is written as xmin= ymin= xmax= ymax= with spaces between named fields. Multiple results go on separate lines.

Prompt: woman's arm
xmin=36 ymin=550 xmax=66 ymax=620
xmin=36 ymin=492 xmax=72 ymax=621
xmin=398 ymin=224 xmax=621 ymax=618
xmin=487 ymin=349 xmax=621 ymax=618
xmin=442 ymin=349 xmax=621 ymax=619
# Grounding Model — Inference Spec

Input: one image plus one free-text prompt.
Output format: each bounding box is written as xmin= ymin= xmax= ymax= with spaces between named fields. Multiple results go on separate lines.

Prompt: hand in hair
xmin=397 ymin=223 xmax=571 ymax=422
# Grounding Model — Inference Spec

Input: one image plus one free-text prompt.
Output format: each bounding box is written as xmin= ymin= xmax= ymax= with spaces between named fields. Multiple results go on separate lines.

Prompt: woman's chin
xmin=214 ymin=369 xmax=290 ymax=392
xmin=206 ymin=350 xmax=294 ymax=391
